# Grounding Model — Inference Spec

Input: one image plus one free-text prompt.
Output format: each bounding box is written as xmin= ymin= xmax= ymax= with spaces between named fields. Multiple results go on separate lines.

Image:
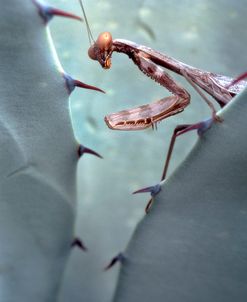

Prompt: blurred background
xmin=47 ymin=1 xmax=246 ymax=301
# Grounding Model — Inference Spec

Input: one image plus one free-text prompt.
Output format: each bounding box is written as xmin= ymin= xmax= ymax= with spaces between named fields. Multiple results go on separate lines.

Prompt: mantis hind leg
xmin=134 ymin=118 xmax=213 ymax=213
xmin=227 ymin=72 xmax=247 ymax=89
xmin=161 ymin=119 xmax=213 ymax=181
xmin=181 ymin=70 xmax=223 ymax=122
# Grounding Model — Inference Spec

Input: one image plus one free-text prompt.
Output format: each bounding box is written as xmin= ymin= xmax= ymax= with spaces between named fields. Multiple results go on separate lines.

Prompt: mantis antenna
xmin=78 ymin=0 xmax=95 ymax=45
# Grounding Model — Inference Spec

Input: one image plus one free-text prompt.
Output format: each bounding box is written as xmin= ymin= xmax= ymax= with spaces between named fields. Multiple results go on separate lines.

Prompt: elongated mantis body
xmin=90 ymin=38 xmax=245 ymax=139
xmin=88 ymin=33 xmax=245 ymax=124
xmin=79 ymin=1 xmax=247 ymax=211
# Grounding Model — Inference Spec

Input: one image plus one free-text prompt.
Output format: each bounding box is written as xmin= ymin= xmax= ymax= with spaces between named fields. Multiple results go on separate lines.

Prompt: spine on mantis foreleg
xmin=0 ymin=0 xmax=101 ymax=301
xmin=113 ymin=87 xmax=247 ymax=302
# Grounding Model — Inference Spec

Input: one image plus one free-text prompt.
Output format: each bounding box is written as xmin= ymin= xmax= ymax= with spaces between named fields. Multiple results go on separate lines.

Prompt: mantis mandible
xmin=79 ymin=0 xmax=247 ymax=212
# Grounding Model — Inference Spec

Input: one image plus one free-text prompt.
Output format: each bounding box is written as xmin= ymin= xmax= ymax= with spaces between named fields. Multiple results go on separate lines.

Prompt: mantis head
xmin=88 ymin=32 xmax=113 ymax=69
xmin=77 ymin=1 xmax=113 ymax=69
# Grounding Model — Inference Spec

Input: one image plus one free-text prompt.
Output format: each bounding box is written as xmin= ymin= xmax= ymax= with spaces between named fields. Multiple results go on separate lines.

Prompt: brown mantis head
xmin=88 ymin=32 xmax=113 ymax=69
xmin=78 ymin=1 xmax=113 ymax=69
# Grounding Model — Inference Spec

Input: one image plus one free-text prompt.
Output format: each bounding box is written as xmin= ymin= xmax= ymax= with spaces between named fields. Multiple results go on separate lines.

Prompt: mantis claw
xmin=78 ymin=145 xmax=103 ymax=159
xmin=213 ymin=114 xmax=223 ymax=123
xmin=104 ymin=253 xmax=126 ymax=271
xmin=145 ymin=198 xmax=154 ymax=213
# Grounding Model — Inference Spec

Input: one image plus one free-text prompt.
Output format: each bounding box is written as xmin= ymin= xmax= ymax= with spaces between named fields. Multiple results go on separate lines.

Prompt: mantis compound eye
xmin=97 ymin=32 xmax=113 ymax=50
xmin=88 ymin=45 xmax=97 ymax=60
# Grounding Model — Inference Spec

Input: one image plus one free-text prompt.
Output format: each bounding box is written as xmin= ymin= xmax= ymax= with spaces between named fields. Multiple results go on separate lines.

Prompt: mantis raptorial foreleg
xmin=134 ymin=118 xmax=213 ymax=212
xmin=105 ymin=54 xmax=190 ymax=130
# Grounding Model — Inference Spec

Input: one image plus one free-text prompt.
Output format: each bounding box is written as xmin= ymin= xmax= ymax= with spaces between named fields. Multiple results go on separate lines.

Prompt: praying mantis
xmin=79 ymin=0 xmax=247 ymax=212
